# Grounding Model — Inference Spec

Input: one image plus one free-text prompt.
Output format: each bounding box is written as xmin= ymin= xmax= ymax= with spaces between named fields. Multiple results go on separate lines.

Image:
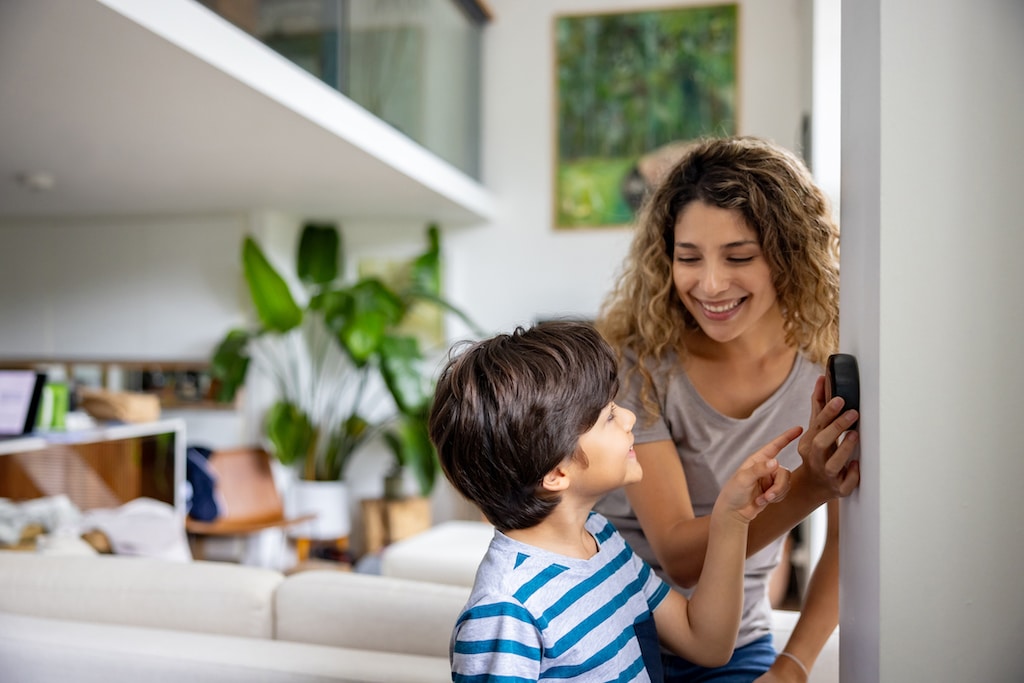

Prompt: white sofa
xmin=0 ymin=526 xmax=839 ymax=683
xmin=0 ymin=551 xmax=469 ymax=683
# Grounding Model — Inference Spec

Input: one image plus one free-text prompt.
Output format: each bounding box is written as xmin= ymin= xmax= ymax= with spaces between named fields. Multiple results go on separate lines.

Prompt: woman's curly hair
xmin=597 ymin=136 xmax=840 ymax=420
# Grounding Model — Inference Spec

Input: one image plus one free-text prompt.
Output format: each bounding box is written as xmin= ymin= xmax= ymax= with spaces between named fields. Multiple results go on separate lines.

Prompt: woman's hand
xmin=796 ymin=375 xmax=860 ymax=502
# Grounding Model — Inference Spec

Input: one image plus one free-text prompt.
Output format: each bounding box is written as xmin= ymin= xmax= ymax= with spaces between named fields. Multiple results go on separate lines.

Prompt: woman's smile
xmin=697 ymin=296 xmax=748 ymax=320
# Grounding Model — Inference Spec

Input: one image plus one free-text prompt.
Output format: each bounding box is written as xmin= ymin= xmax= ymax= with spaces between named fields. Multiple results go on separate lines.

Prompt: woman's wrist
xmin=790 ymin=466 xmax=833 ymax=508
xmin=775 ymin=651 xmax=809 ymax=682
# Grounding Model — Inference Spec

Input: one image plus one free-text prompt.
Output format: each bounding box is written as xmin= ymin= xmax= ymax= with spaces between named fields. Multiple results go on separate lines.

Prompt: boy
xmin=428 ymin=321 xmax=799 ymax=682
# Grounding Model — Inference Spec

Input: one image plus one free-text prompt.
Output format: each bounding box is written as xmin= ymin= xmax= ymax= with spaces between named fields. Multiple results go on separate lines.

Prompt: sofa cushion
xmin=275 ymin=570 xmax=470 ymax=658
xmin=380 ymin=520 xmax=493 ymax=587
xmin=0 ymin=552 xmax=282 ymax=638
xmin=0 ymin=612 xmax=452 ymax=683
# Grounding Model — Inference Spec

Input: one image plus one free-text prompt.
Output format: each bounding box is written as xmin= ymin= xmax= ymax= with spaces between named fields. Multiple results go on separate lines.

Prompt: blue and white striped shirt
xmin=451 ymin=512 xmax=670 ymax=682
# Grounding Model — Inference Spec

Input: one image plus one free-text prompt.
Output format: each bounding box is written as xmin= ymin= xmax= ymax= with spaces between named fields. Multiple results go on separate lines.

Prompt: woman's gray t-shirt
xmin=595 ymin=350 xmax=821 ymax=649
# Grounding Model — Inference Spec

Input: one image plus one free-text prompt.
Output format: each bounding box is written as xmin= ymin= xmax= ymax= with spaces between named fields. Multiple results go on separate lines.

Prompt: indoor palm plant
xmin=210 ymin=221 xmax=477 ymax=502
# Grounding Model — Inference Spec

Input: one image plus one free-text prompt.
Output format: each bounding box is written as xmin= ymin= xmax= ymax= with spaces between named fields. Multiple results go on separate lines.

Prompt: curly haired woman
xmin=595 ymin=136 xmax=860 ymax=682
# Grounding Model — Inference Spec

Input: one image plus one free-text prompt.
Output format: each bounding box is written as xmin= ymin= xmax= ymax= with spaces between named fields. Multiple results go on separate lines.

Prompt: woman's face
xmin=671 ymin=201 xmax=780 ymax=345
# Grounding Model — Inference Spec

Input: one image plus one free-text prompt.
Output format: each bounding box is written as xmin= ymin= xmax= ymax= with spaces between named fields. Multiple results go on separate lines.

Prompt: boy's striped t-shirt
xmin=451 ymin=512 xmax=670 ymax=682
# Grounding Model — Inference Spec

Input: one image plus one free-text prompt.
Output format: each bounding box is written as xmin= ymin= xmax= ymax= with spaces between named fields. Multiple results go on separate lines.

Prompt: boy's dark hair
xmin=428 ymin=320 xmax=619 ymax=531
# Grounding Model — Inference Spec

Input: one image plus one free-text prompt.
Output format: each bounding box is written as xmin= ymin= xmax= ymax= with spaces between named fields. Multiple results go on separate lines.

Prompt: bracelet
xmin=778 ymin=651 xmax=809 ymax=679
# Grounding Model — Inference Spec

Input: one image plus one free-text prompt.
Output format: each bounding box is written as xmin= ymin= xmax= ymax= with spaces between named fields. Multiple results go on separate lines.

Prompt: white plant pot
xmin=286 ymin=479 xmax=351 ymax=540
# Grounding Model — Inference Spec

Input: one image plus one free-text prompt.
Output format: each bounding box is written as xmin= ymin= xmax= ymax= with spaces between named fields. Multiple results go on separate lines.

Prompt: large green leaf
xmin=315 ymin=287 xmax=353 ymax=322
xmin=297 ymin=222 xmax=341 ymax=287
xmin=264 ymin=401 xmax=316 ymax=476
xmin=379 ymin=334 xmax=429 ymax=414
xmin=407 ymin=223 xmax=441 ymax=297
xmin=210 ymin=328 xmax=252 ymax=402
xmin=351 ymin=279 xmax=404 ymax=324
xmin=383 ymin=415 xmax=438 ymax=497
xmin=340 ymin=310 xmax=387 ymax=363
xmin=327 ymin=279 xmax=404 ymax=364
xmin=242 ymin=236 xmax=303 ymax=332
xmin=318 ymin=288 xmax=373 ymax=364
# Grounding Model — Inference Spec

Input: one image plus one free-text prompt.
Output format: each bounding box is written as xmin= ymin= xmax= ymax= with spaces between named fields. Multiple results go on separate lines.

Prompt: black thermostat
xmin=826 ymin=353 xmax=860 ymax=428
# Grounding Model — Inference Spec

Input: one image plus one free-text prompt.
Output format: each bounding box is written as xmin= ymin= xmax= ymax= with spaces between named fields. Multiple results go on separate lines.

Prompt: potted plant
xmin=210 ymin=221 xmax=478 ymax=538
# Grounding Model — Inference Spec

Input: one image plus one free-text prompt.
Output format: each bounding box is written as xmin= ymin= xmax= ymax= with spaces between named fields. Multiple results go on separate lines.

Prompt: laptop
xmin=0 ymin=370 xmax=47 ymax=439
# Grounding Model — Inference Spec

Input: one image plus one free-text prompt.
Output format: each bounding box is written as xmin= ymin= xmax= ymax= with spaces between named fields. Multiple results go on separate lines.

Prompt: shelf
xmin=2 ymin=358 xmax=228 ymax=411
xmin=0 ymin=419 xmax=186 ymax=516
xmin=0 ymin=0 xmax=496 ymax=225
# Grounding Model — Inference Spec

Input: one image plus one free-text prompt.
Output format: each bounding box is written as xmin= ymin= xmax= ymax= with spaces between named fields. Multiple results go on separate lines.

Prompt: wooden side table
xmin=360 ymin=497 xmax=432 ymax=555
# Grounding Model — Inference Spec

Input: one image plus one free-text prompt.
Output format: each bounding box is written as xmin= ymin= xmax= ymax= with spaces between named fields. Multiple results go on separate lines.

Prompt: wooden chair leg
xmin=293 ymin=536 xmax=348 ymax=565
xmin=188 ymin=534 xmax=206 ymax=561
xmin=296 ymin=537 xmax=312 ymax=563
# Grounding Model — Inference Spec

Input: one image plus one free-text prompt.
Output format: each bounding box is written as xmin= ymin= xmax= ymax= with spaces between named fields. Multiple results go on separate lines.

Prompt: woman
xmin=595 ymin=136 xmax=860 ymax=682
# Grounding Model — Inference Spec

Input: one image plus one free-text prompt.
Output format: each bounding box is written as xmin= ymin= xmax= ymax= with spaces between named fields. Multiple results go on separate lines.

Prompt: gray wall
xmin=841 ymin=0 xmax=1024 ymax=680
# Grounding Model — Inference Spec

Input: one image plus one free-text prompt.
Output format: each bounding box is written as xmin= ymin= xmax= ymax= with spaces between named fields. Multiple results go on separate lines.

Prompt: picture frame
xmin=553 ymin=4 xmax=739 ymax=229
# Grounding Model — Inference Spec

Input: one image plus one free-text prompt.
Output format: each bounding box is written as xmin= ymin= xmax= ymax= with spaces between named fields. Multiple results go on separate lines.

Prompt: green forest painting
xmin=555 ymin=5 xmax=738 ymax=228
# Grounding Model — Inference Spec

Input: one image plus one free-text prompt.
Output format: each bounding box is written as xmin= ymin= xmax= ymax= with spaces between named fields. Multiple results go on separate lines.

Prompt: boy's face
xmin=575 ymin=402 xmax=642 ymax=495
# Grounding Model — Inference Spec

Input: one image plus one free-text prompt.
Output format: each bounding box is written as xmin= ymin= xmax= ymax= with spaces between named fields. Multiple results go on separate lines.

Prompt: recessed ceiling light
xmin=16 ymin=171 xmax=56 ymax=192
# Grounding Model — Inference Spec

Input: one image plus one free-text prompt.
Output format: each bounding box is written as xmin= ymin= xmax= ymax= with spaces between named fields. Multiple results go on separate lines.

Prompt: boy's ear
xmin=539 ymin=462 xmax=571 ymax=493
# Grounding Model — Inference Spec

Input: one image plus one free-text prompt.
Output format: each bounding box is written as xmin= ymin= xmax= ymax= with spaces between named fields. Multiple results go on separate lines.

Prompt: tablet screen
xmin=0 ymin=370 xmax=45 ymax=436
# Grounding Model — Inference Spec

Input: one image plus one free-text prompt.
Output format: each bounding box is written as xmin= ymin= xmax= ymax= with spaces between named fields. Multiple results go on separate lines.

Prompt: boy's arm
xmin=651 ymin=508 xmax=752 ymax=666
xmin=651 ymin=429 xmax=798 ymax=666
xmin=628 ymin=440 xmax=815 ymax=588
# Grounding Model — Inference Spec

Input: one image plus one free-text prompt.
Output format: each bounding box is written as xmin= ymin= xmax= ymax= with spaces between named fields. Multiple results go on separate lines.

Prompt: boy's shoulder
xmin=460 ymin=514 xmax=664 ymax=628
xmin=468 ymin=514 xmax=626 ymax=597
xmin=462 ymin=535 xmax=541 ymax=619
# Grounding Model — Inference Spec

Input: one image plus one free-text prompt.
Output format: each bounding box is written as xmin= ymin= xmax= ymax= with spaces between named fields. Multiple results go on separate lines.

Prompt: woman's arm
xmin=756 ymin=499 xmax=841 ymax=682
xmin=651 ymin=510 xmax=751 ymax=667
xmin=629 ymin=377 xmax=859 ymax=588
xmin=627 ymin=442 xmax=820 ymax=588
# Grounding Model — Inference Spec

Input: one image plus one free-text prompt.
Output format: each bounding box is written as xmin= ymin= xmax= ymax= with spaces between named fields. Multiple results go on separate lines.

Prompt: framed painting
xmin=554 ymin=4 xmax=739 ymax=229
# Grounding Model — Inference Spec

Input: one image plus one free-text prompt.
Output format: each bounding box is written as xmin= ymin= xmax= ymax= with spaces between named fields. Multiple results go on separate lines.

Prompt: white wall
xmin=0 ymin=214 xmax=250 ymax=359
xmin=842 ymin=0 xmax=1024 ymax=680
xmin=444 ymin=0 xmax=809 ymax=335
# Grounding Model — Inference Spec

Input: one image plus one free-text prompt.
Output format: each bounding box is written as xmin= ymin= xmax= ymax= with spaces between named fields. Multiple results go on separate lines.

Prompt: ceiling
xmin=0 ymin=0 xmax=493 ymax=225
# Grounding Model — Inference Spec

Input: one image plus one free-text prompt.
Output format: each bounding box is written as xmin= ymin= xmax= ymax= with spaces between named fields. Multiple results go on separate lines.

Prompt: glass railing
xmin=198 ymin=0 xmax=486 ymax=179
